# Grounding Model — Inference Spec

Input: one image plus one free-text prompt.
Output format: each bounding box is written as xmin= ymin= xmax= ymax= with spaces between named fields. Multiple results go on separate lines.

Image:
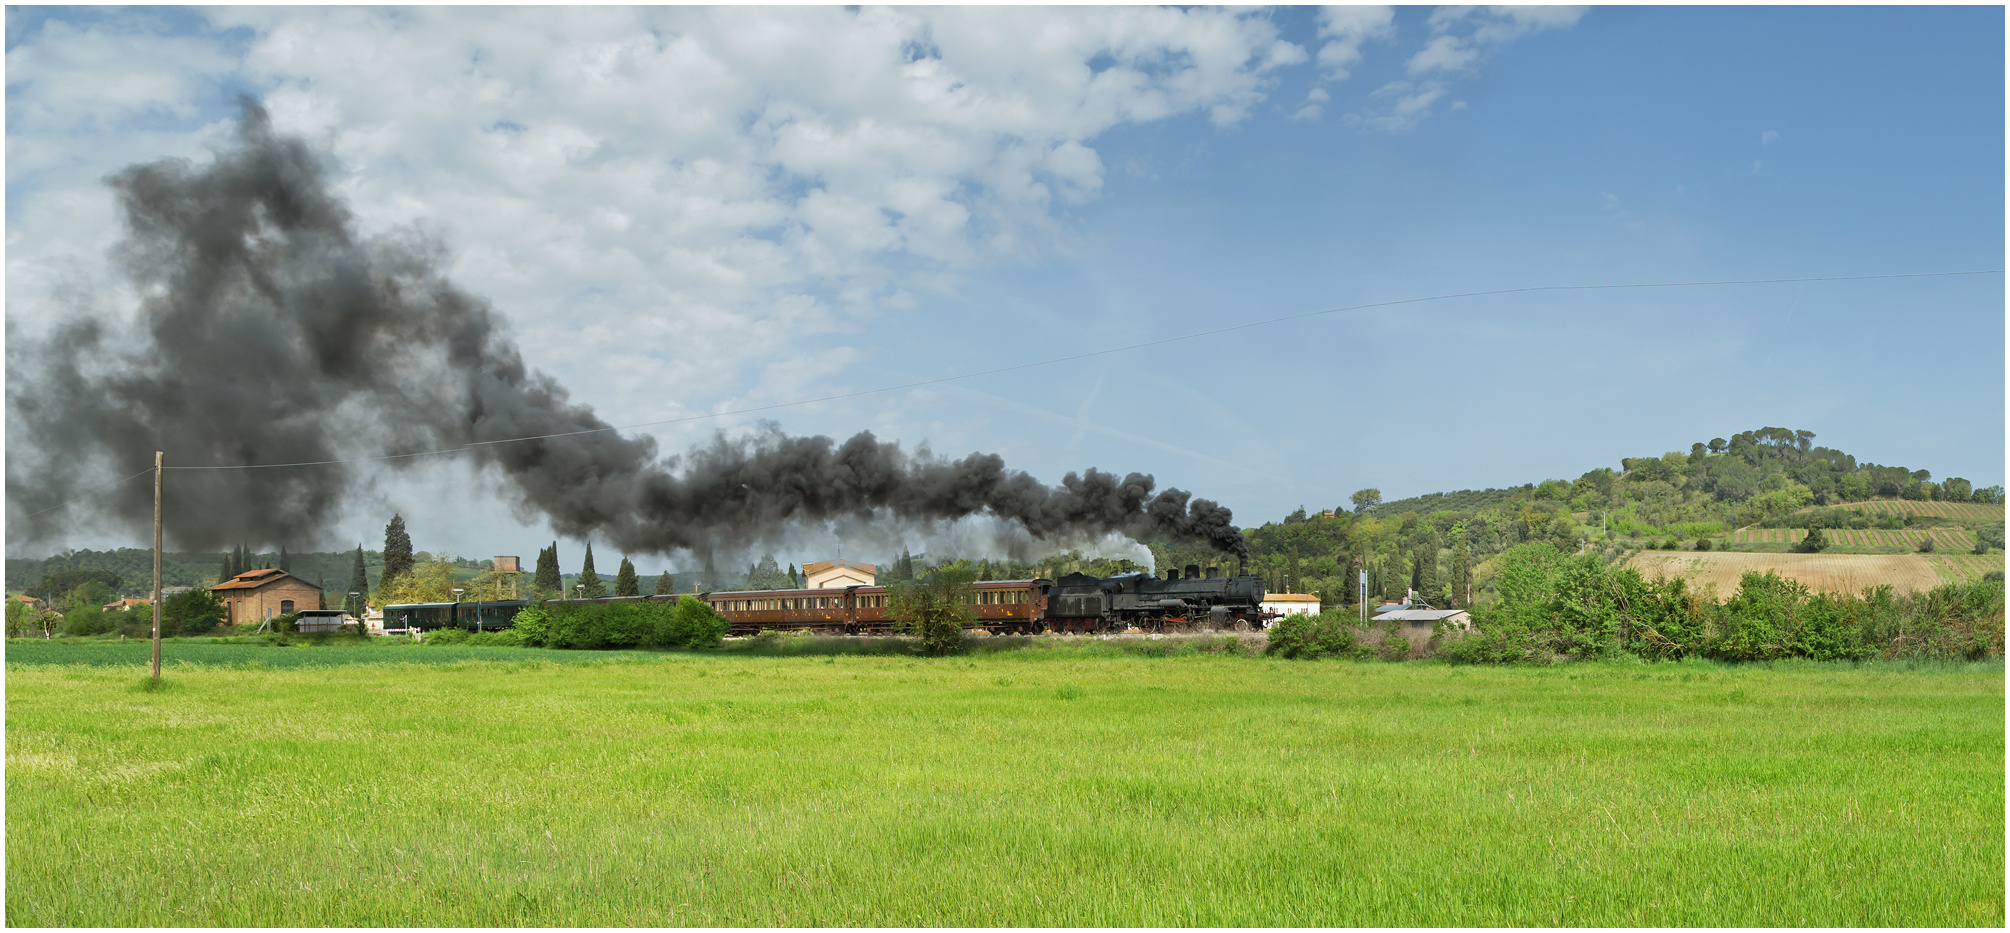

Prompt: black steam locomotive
xmin=1044 ymin=562 xmax=1266 ymax=634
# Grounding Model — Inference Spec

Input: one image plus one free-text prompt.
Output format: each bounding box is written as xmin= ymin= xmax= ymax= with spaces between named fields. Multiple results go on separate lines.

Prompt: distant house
xmin=803 ymin=559 xmax=877 ymax=589
xmin=102 ymin=597 xmax=152 ymax=612
xmin=1261 ymin=593 xmax=1322 ymax=617
xmin=9 ymin=595 xmax=44 ymax=609
xmin=1371 ymin=607 xmax=1473 ymax=654
xmin=209 ymin=569 xmax=321 ymax=626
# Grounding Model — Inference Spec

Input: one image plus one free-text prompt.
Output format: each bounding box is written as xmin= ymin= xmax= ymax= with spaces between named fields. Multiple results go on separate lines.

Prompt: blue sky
xmin=6 ymin=6 xmax=2003 ymax=569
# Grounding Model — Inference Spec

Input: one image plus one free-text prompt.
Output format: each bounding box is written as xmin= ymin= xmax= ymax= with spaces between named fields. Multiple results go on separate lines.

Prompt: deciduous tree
xmin=889 ymin=564 xmax=976 ymax=656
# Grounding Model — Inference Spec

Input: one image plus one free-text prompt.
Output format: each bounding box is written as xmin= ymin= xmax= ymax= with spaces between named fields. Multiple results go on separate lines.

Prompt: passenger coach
xmin=703 ymin=579 xmax=1051 ymax=636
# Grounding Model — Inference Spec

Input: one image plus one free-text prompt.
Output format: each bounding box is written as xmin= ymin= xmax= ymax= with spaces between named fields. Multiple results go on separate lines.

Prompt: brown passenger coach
xmin=702 ymin=579 xmax=1052 ymax=636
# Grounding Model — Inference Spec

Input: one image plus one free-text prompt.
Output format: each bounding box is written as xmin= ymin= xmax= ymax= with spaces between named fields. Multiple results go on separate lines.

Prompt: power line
xmin=21 ymin=467 xmax=157 ymax=518
xmin=105 ymin=266 xmax=1992 ymax=473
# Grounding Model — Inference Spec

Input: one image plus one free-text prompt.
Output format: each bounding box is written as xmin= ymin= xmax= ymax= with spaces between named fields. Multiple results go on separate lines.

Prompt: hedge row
xmin=506 ymin=597 xmax=728 ymax=650
xmin=1445 ymin=543 xmax=2003 ymax=664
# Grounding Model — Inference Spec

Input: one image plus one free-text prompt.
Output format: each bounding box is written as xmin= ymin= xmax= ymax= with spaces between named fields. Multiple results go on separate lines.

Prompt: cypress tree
xmin=346 ymin=545 xmax=371 ymax=617
xmin=534 ymin=542 xmax=562 ymax=597
xmin=654 ymin=572 xmax=674 ymax=595
xmin=381 ymin=514 xmax=415 ymax=587
xmin=615 ymin=558 xmax=639 ymax=597
xmin=787 ymin=564 xmax=799 ymax=588
xmin=218 ymin=550 xmax=233 ymax=583
xmin=278 ymin=546 xmax=290 ymax=573
xmin=576 ymin=541 xmax=605 ymax=597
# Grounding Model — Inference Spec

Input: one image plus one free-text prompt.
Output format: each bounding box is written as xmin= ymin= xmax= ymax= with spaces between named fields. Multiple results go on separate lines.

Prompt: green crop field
xmin=1727 ymin=527 xmax=1981 ymax=551
xmin=7 ymin=643 xmax=2002 ymax=927
xmin=1841 ymin=499 xmax=2005 ymax=521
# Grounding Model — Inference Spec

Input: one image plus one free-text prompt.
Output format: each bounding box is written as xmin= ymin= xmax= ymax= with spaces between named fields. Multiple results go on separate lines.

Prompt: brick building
xmin=210 ymin=569 xmax=322 ymax=626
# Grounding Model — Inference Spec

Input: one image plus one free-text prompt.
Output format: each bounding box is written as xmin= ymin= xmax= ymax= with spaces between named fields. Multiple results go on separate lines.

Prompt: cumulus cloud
xmin=7 ymin=7 xmax=1305 ymax=440
xmin=1315 ymin=5 xmax=1396 ymax=80
xmin=1762 ymin=129 xmax=1781 ymax=146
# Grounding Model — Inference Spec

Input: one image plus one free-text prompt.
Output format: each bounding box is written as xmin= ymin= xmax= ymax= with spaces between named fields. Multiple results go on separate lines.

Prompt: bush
xmin=161 ymin=589 xmax=225 ymax=637
xmin=1917 ymin=537 xmax=1935 ymax=553
xmin=1266 ymin=611 xmax=1368 ymax=660
xmin=1693 ymin=538 xmax=1713 ymax=551
xmin=507 ymin=597 xmax=724 ymax=650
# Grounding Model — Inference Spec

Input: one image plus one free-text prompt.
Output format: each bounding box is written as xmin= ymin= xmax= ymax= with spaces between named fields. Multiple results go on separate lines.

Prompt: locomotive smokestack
xmin=1184 ymin=564 xmax=1200 ymax=580
xmin=1166 ymin=568 xmax=1179 ymax=581
xmin=6 ymin=99 xmax=1254 ymax=566
xmin=1238 ymin=557 xmax=1248 ymax=577
xmin=1206 ymin=566 xmax=1218 ymax=578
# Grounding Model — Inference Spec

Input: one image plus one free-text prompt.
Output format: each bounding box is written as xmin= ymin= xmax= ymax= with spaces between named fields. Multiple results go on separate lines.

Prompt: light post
xmin=349 ymin=591 xmax=362 ymax=635
xmin=453 ymin=588 xmax=466 ymax=631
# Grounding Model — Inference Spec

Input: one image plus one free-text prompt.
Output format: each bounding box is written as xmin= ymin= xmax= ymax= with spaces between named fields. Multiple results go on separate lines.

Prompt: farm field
xmin=1727 ymin=527 xmax=1978 ymax=551
xmin=1626 ymin=550 xmax=1996 ymax=595
xmin=1838 ymin=499 xmax=2005 ymax=521
xmin=7 ymin=644 xmax=2002 ymax=927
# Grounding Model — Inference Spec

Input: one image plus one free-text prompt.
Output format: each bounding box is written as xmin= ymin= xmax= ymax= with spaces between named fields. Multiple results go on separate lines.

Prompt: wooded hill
xmin=1230 ymin=426 xmax=2003 ymax=611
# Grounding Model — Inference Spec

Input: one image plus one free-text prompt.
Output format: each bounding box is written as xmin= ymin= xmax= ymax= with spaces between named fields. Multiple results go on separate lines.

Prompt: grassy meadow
xmin=7 ymin=641 xmax=2002 ymax=926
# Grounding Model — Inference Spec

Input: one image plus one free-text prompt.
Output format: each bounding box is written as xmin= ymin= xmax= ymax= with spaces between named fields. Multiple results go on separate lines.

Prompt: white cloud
xmin=7 ymin=6 xmax=1305 ymax=437
xmin=1762 ymin=129 xmax=1781 ymax=146
xmin=1407 ymin=34 xmax=1480 ymax=75
xmin=1353 ymin=5 xmax=1586 ymax=131
xmin=1315 ymin=5 xmax=1396 ymax=80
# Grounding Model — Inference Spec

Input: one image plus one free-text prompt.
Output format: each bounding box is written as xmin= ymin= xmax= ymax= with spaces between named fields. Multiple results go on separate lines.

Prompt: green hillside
xmin=1235 ymin=426 xmax=2003 ymax=609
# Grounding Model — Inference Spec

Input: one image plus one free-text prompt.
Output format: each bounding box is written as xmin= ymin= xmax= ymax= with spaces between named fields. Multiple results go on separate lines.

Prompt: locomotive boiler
xmin=1044 ymin=563 xmax=1266 ymax=634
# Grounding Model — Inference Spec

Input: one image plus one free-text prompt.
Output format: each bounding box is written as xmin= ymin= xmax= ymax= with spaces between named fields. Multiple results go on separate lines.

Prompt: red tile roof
xmin=210 ymin=568 xmax=310 ymax=592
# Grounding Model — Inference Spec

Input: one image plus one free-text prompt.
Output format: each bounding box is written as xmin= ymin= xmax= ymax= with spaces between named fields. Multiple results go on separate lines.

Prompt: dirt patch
xmin=1626 ymin=551 xmax=1954 ymax=596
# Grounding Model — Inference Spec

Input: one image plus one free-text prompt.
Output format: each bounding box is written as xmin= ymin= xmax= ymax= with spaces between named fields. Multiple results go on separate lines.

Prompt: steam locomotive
xmin=385 ymin=562 xmax=1267 ymax=637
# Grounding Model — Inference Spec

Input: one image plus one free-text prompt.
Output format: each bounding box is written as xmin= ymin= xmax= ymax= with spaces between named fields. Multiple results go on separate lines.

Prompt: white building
xmin=803 ymin=558 xmax=876 ymax=589
xmin=1261 ymin=593 xmax=1321 ymax=617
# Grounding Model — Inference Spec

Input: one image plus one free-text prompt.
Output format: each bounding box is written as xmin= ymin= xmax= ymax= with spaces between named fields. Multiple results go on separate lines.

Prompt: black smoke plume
xmin=6 ymin=100 xmax=1246 ymax=560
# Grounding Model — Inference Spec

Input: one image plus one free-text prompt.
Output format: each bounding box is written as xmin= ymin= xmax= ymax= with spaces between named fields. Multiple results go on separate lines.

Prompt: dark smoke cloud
xmin=6 ymin=99 xmax=1246 ymax=560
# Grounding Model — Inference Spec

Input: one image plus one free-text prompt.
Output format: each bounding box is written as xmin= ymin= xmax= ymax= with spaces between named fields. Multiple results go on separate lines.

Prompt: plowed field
xmin=1627 ymin=551 xmax=1980 ymax=596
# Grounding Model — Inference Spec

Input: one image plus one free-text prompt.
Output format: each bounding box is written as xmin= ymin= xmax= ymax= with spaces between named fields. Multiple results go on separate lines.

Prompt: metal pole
xmin=151 ymin=451 xmax=163 ymax=682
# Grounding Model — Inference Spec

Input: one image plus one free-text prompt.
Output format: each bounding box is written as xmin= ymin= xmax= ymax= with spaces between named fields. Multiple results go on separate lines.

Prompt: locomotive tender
xmin=385 ymin=563 xmax=1267 ymax=637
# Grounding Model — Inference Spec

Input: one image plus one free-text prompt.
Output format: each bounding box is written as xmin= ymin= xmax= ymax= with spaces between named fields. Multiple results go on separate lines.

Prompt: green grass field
xmin=7 ymin=643 xmax=2002 ymax=926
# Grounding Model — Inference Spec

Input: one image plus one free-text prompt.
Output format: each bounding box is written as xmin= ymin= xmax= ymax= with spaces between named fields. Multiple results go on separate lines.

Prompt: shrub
xmin=1917 ymin=537 xmax=1935 ymax=554
xmin=1796 ymin=525 xmax=1827 ymax=553
xmin=665 ymin=596 xmax=728 ymax=649
xmin=1693 ymin=538 xmax=1713 ymax=551
xmin=1266 ymin=611 xmax=1368 ymax=660
xmin=889 ymin=568 xmax=977 ymax=657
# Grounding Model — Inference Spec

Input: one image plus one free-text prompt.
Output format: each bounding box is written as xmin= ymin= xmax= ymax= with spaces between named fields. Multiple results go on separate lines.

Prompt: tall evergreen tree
xmin=278 ymin=546 xmax=290 ymax=573
xmin=233 ymin=544 xmax=248 ymax=578
xmin=346 ymin=545 xmax=371 ymax=617
xmin=218 ymin=550 xmax=233 ymax=584
xmin=576 ymin=541 xmax=605 ymax=597
xmin=534 ymin=542 xmax=562 ymax=597
xmin=654 ymin=572 xmax=674 ymax=595
xmin=615 ymin=558 xmax=639 ymax=597
xmin=787 ymin=563 xmax=800 ymax=588
xmin=381 ymin=514 xmax=415 ymax=587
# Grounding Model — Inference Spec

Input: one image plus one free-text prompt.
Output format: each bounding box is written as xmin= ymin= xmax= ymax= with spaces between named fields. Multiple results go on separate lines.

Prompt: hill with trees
xmin=1232 ymin=426 xmax=2002 ymax=611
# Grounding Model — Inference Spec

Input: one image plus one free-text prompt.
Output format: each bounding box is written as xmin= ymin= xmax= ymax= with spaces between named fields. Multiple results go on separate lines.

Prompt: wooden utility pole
xmin=152 ymin=451 xmax=163 ymax=682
